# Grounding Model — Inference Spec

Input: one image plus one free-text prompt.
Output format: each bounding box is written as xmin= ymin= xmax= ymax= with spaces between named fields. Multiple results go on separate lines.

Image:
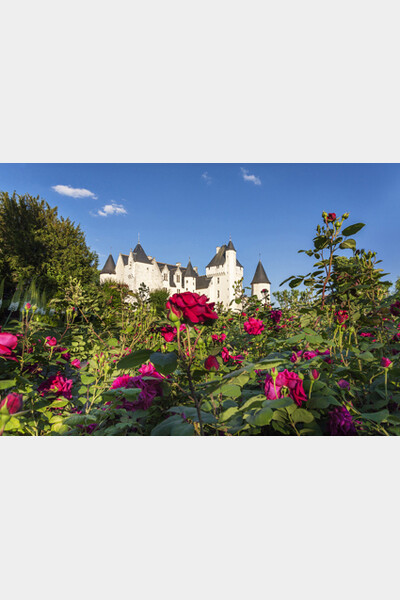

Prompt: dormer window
xmin=176 ymin=275 xmax=180 ymax=283
xmin=163 ymin=273 xmax=168 ymax=281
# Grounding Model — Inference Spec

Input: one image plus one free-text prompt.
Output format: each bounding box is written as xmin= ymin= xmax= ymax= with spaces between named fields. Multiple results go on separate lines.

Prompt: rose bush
xmin=1 ymin=211 xmax=400 ymax=435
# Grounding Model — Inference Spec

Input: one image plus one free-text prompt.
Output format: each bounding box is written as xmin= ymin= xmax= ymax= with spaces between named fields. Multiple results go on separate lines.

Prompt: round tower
xmin=251 ymin=260 xmax=271 ymax=302
xmin=226 ymin=239 xmax=237 ymax=305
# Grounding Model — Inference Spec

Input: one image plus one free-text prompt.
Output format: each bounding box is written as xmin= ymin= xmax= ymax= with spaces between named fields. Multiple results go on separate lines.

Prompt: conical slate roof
xmin=206 ymin=244 xmax=227 ymax=268
xmin=101 ymin=254 xmax=116 ymax=274
xmin=227 ymin=239 xmax=236 ymax=251
xmin=132 ymin=243 xmax=152 ymax=264
xmin=251 ymin=260 xmax=270 ymax=285
xmin=184 ymin=259 xmax=198 ymax=278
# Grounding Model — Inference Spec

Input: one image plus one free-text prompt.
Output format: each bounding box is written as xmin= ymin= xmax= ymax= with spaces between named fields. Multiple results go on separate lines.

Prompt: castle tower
xmin=100 ymin=254 xmax=116 ymax=283
xmin=251 ymin=260 xmax=271 ymax=302
xmin=226 ymin=239 xmax=237 ymax=305
xmin=184 ymin=259 xmax=197 ymax=292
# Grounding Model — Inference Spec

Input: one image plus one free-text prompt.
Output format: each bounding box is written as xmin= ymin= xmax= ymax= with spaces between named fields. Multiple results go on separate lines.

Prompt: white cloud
xmin=201 ymin=171 xmax=212 ymax=185
xmin=97 ymin=202 xmax=127 ymax=217
xmin=52 ymin=184 xmax=97 ymax=199
xmin=240 ymin=168 xmax=261 ymax=186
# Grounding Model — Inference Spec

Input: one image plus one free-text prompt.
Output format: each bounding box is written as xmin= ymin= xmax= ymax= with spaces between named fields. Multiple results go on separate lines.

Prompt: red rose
xmin=335 ymin=310 xmax=349 ymax=324
xmin=326 ymin=213 xmax=336 ymax=222
xmin=0 ymin=392 xmax=23 ymax=414
xmin=166 ymin=292 xmax=218 ymax=325
xmin=160 ymin=326 xmax=177 ymax=342
xmin=205 ymin=355 xmax=219 ymax=371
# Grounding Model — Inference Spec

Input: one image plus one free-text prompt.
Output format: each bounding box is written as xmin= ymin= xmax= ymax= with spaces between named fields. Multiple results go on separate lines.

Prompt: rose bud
xmin=326 ymin=213 xmax=337 ymax=222
xmin=381 ymin=357 xmax=393 ymax=368
xmin=311 ymin=369 xmax=320 ymax=381
xmin=0 ymin=392 xmax=23 ymax=414
xmin=338 ymin=379 xmax=350 ymax=390
xmin=205 ymin=355 xmax=219 ymax=371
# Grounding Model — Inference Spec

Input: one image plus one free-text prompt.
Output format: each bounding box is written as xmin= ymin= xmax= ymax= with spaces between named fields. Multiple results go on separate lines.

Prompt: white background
xmin=1 ymin=1 xmax=399 ymax=598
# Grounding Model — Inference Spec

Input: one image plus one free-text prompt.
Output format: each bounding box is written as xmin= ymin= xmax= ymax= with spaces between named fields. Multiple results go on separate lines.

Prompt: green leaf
xmin=314 ymin=236 xmax=329 ymax=250
xmin=339 ymin=239 xmax=356 ymax=250
xmin=240 ymin=395 xmax=265 ymax=411
xmin=169 ymin=406 xmax=217 ymax=424
xmin=49 ymin=399 xmax=69 ymax=408
xmin=80 ymin=374 xmax=96 ymax=385
xmin=220 ymin=406 xmax=239 ymax=422
xmin=117 ymin=349 xmax=153 ymax=370
xmin=289 ymin=278 xmax=303 ymax=289
xmin=151 ymin=415 xmax=185 ymax=436
xmin=357 ymin=351 xmax=374 ymax=362
xmin=245 ymin=407 xmax=273 ymax=427
xmin=219 ymin=384 xmax=242 ymax=398
xmin=291 ymin=408 xmax=314 ymax=423
xmin=65 ymin=414 xmax=97 ymax=426
xmin=107 ymin=337 xmax=119 ymax=346
xmin=262 ymin=397 xmax=294 ymax=410
xmin=361 ymin=409 xmax=389 ymax=424
xmin=4 ymin=416 xmax=20 ymax=431
xmin=150 ymin=352 xmax=178 ymax=375
xmin=170 ymin=422 xmax=195 ymax=436
xmin=0 ymin=379 xmax=16 ymax=390
xmin=253 ymin=358 xmax=284 ymax=370
xmin=341 ymin=223 xmax=365 ymax=237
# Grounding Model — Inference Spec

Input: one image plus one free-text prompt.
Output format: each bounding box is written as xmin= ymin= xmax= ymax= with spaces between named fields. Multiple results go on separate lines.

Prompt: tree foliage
xmin=0 ymin=191 xmax=99 ymax=297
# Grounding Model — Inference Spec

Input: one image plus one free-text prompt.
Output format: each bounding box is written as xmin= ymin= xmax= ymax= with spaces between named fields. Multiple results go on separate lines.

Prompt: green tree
xmin=149 ymin=288 xmax=170 ymax=315
xmin=0 ymin=191 xmax=99 ymax=297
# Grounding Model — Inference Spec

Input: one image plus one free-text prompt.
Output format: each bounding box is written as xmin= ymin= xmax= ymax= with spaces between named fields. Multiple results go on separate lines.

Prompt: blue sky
xmin=0 ymin=163 xmax=399 ymax=293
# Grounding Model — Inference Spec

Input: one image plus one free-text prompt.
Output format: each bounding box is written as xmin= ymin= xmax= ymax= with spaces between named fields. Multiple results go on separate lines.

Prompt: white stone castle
xmin=100 ymin=240 xmax=271 ymax=308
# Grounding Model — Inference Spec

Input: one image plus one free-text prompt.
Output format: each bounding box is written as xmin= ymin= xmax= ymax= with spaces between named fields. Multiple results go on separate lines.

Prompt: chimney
xmin=175 ymin=262 xmax=181 ymax=267
xmin=216 ymin=246 xmax=220 ymax=253
xmin=194 ymin=266 xmax=198 ymax=274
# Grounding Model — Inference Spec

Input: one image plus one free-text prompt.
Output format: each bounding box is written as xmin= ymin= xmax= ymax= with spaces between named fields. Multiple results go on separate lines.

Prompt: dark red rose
xmin=205 ymin=355 xmax=219 ymax=371
xmin=326 ymin=213 xmax=336 ymax=222
xmin=166 ymin=292 xmax=218 ymax=325
xmin=0 ymin=392 xmax=23 ymax=414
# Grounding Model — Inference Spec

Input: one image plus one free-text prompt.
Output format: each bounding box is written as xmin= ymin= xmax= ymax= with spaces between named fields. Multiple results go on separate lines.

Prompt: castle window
xmin=163 ymin=273 xmax=168 ymax=281
xmin=217 ymin=277 xmax=220 ymax=284
xmin=177 ymin=289 xmax=180 ymax=293
xmin=217 ymin=290 xmax=220 ymax=298
xmin=176 ymin=275 xmax=180 ymax=283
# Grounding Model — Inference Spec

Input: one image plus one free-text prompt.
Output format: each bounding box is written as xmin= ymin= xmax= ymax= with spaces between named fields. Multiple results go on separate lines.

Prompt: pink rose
xmin=71 ymin=359 xmax=81 ymax=369
xmin=0 ymin=332 xmax=18 ymax=361
xmin=244 ymin=317 xmax=264 ymax=335
xmin=38 ymin=372 xmax=73 ymax=399
xmin=264 ymin=369 xmax=307 ymax=406
xmin=45 ymin=336 xmax=57 ymax=347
